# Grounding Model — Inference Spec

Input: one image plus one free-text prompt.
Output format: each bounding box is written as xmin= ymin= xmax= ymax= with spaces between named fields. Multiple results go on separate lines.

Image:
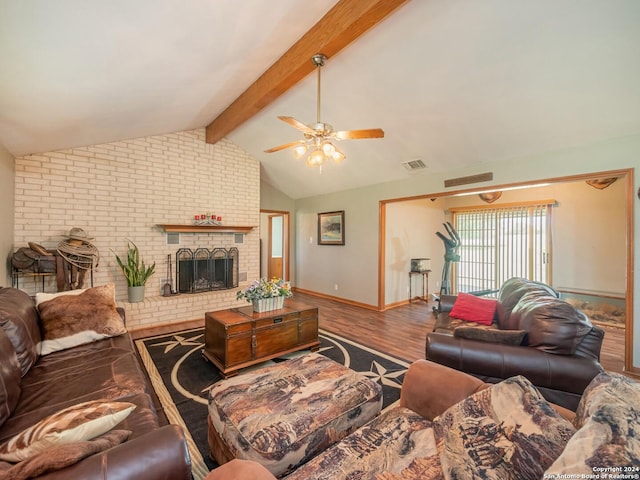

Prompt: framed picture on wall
xmin=318 ymin=211 xmax=345 ymax=245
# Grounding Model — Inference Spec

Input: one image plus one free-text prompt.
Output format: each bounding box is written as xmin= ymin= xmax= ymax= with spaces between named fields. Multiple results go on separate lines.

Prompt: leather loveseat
xmin=0 ymin=286 xmax=192 ymax=479
xmin=426 ymin=277 xmax=605 ymax=410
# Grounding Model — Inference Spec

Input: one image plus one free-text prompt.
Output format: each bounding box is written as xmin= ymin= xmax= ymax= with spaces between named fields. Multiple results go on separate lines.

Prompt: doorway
xmin=260 ymin=210 xmax=290 ymax=281
xmin=379 ymin=169 xmax=632 ymax=371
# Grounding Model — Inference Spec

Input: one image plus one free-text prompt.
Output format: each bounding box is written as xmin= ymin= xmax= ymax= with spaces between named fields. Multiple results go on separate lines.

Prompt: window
xmin=451 ymin=201 xmax=552 ymax=294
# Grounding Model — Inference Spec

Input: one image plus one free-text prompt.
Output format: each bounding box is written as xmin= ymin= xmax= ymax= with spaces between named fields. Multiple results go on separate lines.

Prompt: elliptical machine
xmin=433 ymin=222 xmax=461 ymax=313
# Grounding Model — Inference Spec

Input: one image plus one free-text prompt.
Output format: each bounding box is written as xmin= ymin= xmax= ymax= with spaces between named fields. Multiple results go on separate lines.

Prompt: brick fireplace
xmin=13 ymin=128 xmax=260 ymax=330
xmin=176 ymin=247 xmax=238 ymax=293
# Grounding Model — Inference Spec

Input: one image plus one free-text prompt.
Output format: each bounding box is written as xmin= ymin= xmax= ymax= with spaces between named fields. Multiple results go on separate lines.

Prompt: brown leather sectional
xmin=426 ymin=278 xmax=605 ymax=410
xmin=0 ymin=287 xmax=192 ymax=479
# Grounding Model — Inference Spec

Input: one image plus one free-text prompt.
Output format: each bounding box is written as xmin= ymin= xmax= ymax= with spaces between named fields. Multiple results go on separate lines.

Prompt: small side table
xmin=409 ymin=270 xmax=431 ymax=303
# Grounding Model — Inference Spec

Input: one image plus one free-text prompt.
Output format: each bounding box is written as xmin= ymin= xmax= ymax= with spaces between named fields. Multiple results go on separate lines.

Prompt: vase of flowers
xmin=236 ymin=277 xmax=293 ymax=312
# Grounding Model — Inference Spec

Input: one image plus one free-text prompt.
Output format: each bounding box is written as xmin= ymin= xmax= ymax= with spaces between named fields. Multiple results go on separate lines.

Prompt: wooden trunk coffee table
xmin=203 ymin=300 xmax=320 ymax=378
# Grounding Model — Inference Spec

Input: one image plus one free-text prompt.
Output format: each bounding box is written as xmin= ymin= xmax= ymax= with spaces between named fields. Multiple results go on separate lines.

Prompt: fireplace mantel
xmin=156 ymin=224 xmax=255 ymax=234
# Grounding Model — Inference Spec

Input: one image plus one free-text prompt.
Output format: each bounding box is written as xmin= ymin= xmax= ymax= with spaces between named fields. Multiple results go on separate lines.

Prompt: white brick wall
xmin=14 ymin=129 xmax=261 ymax=329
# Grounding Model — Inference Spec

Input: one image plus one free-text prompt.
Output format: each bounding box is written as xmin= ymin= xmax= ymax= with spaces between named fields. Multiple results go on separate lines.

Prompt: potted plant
xmin=115 ymin=241 xmax=155 ymax=303
xmin=237 ymin=277 xmax=292 ymax=312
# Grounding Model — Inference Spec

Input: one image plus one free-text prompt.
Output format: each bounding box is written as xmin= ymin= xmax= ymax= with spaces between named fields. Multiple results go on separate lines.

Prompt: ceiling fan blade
xmin=264 ymin=140 xmax=306 ymax=153
xmin=333 ymin=128 xmax=385 ymax=140
xmin=278 ymin=116 xmax=314 ymax=134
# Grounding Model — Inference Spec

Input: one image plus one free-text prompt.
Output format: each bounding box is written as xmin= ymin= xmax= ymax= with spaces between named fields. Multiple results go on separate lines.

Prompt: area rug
xmin=135 ymin=328 xmax=410 ymax=479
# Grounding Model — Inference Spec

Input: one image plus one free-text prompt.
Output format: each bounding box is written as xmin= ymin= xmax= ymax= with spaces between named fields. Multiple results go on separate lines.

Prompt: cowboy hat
xmin=64 ymin=227 xmax=95 ymax=242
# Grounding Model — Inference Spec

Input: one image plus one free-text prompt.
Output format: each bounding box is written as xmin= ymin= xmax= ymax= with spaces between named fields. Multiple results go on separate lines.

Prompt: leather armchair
xmin=426 ymin=278 xmax=605 ymax=411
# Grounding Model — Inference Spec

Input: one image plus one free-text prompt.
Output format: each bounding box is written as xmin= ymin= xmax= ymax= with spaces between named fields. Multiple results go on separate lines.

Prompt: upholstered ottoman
xmin=207 ymin=352 xmax=383 ymax=477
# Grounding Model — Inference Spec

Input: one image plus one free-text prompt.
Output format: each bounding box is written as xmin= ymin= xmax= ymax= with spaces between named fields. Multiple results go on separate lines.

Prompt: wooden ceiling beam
xmin=205 ymin=0 xmax=410 ymax=145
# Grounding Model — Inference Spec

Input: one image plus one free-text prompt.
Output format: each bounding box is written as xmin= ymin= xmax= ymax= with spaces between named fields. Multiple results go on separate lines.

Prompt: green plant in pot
xmin=115 ymin=241 xmax=155 ymax=303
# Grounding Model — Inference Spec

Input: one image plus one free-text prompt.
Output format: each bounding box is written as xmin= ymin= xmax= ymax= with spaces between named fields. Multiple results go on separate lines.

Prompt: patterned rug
xmin=135 ymin=328 xmax=410 ymax=479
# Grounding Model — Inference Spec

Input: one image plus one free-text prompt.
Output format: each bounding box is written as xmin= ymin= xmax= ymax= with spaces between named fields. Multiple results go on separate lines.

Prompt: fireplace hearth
xmin=176 ymin=247 xmax=238 ymax=293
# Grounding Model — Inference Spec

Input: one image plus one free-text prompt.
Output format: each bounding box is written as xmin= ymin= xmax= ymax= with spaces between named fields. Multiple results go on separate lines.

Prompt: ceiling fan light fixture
xmin=293 ymin=144 xmax=307 ymax=159
xmin=307 ymin=147 xmax=326 ymax=167
xmin=321 ymin=141 xmax=335 ymax=156
xmin=332 ymin=149 xmax=345 ymax=163
xmin=265 ymin=53 xmax=384 ymax=170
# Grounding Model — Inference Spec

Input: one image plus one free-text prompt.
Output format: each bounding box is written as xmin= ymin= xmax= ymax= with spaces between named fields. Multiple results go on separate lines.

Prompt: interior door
xmin=267 ymin=214 xmax=285 ymax=280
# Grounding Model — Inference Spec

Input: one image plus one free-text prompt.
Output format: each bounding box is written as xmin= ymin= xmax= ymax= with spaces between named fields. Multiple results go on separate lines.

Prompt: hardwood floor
xmin=131 ymin=290 xmax=627 ymax=375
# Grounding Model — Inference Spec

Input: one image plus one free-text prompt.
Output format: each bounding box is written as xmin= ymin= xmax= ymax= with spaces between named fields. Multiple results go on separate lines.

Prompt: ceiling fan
xmin=264 ymin=53 xmax=384 ymax=169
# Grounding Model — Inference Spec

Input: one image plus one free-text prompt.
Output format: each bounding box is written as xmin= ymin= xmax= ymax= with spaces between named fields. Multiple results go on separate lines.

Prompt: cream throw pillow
xmin=0 ymin=400 xmax=135 ymax=463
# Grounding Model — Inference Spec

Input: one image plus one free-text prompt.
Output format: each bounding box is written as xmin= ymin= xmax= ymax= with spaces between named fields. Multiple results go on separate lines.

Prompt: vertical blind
xmin=451 ymin=202 xmax=553 ymax=294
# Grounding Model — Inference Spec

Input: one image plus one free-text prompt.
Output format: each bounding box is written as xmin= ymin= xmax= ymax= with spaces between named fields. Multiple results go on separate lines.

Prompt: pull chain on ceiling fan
xmin=264 ymin=53 xmax=384 ymax=171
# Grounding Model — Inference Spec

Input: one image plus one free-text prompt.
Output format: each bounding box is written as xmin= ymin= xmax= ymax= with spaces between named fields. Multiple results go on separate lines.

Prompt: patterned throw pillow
xmin=36 ymin=284 xmax=126 ymax=355
xmin=545 ymin=372 xmax=640 ymax=474
xmin=0 ymin=400 xmax=135 ymax=463
xmin=433 ymin=375 xmax=575 ymax=480
xmin=574 ymin=371 xmax=640 ymax=428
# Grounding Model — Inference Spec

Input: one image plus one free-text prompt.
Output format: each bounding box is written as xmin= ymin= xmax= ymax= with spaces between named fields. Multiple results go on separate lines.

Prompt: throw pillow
xmin=546 ymin=372 xmax=640 ymax=474
xmin=0 ymin=400 xmax=135 ymax=463
xmin=433 ymin=375 xmax=575 ymax=480
xmin=0 ymin=429 xmax=131 ymax=480
xmin=576 ymin=371 xmax=640 ymax=427
xmin=34 ymin=288 xmax=87 ymax=307
xmin=37 ymin=284 xmax=126 ymax=356
xmin=454 ymin=326 xmax=527 ymax=346
xmin=448 ymin=292 xmax=498 ymax=326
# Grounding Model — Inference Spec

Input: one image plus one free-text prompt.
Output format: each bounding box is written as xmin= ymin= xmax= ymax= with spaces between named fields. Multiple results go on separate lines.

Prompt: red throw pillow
xmin=449 ymin=292 xmax=498 ymax=326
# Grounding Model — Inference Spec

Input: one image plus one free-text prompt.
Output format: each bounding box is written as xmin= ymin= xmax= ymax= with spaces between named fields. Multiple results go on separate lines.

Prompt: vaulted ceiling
xmin=2 ymin=1 xmax=639 ymax=199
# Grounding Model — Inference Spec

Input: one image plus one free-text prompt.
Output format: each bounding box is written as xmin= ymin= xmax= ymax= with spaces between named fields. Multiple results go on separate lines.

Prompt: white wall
xmin=552 ymin=180 xmax=626 ymax=295
xmin=13 ymin=129 xmax=260 ymax=329
xmin=385 ymin=199 xmax=445 ymax=304
xmin=0 ymin=144 xmax=14 ymax=286
xmin=296 ymin=187 xmax=380 ymax=305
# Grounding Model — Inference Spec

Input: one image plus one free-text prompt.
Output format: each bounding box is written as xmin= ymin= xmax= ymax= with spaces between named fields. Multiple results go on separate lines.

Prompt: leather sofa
xmin=0 ymin=287 xmax=192 ymax=479
xmin=426 ymin=277 xmax=605 ymax=410
xmin=205 ymin=359 xmax=637 ymax=479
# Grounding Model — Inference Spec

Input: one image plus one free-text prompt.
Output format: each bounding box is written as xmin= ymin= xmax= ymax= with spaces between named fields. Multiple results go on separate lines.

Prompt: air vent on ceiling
xmin=402 ymin=159 xmax=427 ymax=171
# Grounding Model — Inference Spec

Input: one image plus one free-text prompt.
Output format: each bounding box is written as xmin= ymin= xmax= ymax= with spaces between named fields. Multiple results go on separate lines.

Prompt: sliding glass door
xmin=451 ymin=202 xmax=552 ymax=294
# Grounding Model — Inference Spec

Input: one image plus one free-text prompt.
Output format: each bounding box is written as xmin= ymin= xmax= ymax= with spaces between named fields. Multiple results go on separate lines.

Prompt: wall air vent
xmin=444 ymin=172 xmax=493 ymax=188
xmin=166 ymin=232 xmax=180 ymax=245
xmin=401 ymin=159 xmax=427 ymax=171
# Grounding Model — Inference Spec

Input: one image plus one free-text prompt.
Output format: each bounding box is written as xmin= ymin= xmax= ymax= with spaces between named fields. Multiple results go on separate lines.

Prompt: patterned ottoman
xmin=207 ymin=352 xmax=383 ymax=478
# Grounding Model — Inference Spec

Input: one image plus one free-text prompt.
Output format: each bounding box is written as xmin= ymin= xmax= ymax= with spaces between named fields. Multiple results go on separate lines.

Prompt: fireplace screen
xmin=176 ymin=247 xmax=238 ymax=293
